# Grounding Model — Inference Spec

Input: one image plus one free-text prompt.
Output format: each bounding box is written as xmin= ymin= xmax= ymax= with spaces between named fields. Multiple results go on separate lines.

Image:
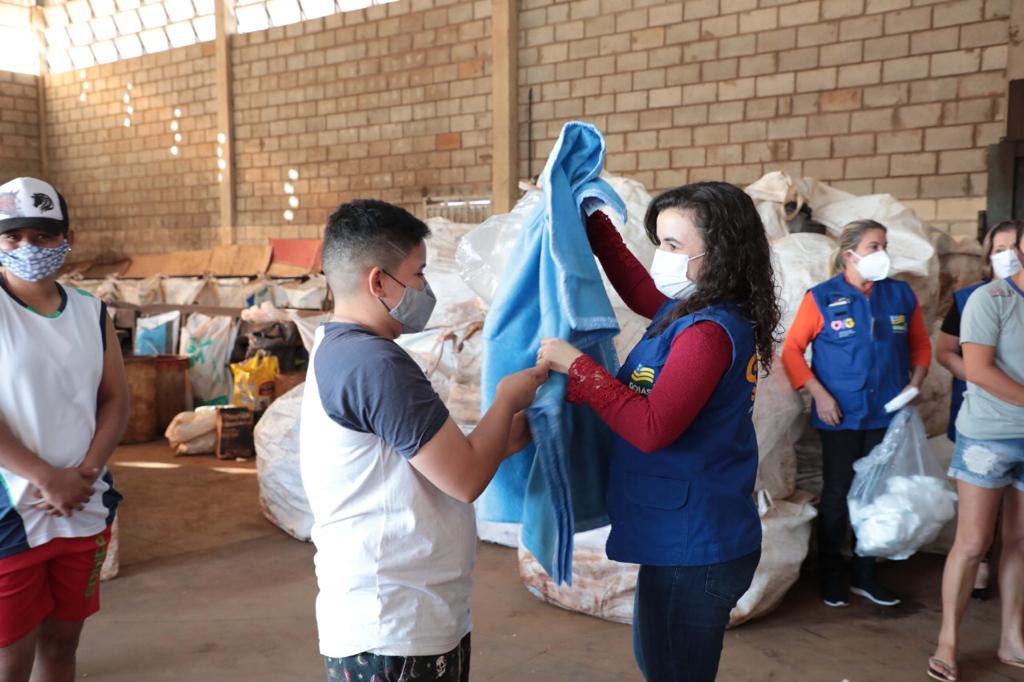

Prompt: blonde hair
xmin=831 ymin=219 xmax=888 ymax=276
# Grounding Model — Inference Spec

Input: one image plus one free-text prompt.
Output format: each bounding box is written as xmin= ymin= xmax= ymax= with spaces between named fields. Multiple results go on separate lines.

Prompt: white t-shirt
xmin=299 ymin=323 xmax=476 ymax=658
xmin=957 ymin=277 xmax=1024 ymax=440
xmin=0 ymin=280 xmax=120 ymax=557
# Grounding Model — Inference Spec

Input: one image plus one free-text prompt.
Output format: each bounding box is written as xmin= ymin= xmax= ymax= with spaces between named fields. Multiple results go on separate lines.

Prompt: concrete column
xmin=1009 ymin=0 xmax=1023 ymax=80
xmin=33 ymin=5 xmax=49 ymax=179
xmin=491 ymin=0 xmax=518 ymax=214
xmin=214 ymin=0 xmax=236 ymax=243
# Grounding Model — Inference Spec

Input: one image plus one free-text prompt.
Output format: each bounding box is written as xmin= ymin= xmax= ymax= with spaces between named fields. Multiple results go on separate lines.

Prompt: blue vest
xmin=809 ymin=274 xmax=917 ymax=431
xmin=947 ymin=281 xmax=986 ymax=441
xmin=605 ymin=302 xmax=762 ymax=567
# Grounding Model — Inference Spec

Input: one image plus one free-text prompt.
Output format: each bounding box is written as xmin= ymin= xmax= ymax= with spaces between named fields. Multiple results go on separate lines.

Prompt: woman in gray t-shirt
xmin=929 ymin=220 xmax=1024 ymax=682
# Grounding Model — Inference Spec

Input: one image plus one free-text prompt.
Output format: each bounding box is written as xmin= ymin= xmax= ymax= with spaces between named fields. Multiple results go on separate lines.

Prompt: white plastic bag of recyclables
xmin=179 ymin=313 xmax=239 ymax=406
xmin=254 ymin=383 xmax=311 ymax=541
xmin=848 ymin=407 xmax=957 ymax=560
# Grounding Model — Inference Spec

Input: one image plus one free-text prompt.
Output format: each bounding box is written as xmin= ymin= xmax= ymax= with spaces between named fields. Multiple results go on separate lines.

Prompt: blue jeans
xmin=632 ymin=550 xmax=760 ymax=682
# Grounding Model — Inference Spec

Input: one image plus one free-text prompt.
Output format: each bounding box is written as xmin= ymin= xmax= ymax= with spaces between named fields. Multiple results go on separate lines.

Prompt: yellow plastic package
xmin=231 ymin=350 xmax=280 ymax=412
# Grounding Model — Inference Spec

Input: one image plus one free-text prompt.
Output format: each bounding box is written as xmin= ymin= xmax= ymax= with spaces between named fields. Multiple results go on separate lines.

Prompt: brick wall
xmin=0 ymin=71 xmax=42 ymax=182
xmin=35 ymin=0 xmax=1014 ymax=259
xmin=519 ymin=0 xmax=1011 ymax=236
xmin=44 ymin=44 xmax=219 ymax=261
xmin=230 ymin=0 xmax=492 ymax=244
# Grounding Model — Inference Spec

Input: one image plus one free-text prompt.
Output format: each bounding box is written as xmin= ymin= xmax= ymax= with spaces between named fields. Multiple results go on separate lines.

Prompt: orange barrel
xmin=155 ymin=355 xmax=193 ymax=432
xmin=122 ymin=355 xmax=158 ymax=443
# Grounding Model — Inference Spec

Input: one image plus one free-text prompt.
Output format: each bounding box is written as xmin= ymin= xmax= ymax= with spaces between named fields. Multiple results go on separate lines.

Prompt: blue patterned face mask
xmin=0 ymin=241 xmax=71 ymax=282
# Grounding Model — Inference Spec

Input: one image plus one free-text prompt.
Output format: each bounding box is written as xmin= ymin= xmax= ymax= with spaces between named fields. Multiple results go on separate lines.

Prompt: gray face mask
xmin=380 ymin=271 xmax=436 ymax=334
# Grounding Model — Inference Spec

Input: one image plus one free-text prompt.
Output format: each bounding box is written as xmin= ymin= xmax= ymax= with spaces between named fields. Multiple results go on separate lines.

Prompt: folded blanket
xmin=478 ymin=121 xmax=625 ymax=584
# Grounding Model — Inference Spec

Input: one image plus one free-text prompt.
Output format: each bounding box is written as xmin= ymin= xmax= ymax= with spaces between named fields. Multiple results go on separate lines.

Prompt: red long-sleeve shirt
xmin=565 ymin=212 xmax=732 ymax=454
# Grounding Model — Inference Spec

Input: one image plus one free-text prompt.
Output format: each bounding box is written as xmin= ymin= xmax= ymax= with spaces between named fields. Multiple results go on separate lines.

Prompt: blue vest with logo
xmin=809 ymin=274 xmax=917 ymax=431
xmin=947 ymin=280 xmax=986 ymax=441
xmin=605 ymin=301 xmax=762 ymax=567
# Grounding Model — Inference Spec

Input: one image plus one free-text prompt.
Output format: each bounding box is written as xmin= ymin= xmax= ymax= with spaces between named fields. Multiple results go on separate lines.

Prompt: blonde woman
xmin=782 ymin=219 xmax=931 ymax=608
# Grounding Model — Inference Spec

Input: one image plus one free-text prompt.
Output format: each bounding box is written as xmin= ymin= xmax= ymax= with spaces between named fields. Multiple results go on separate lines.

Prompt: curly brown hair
xmin=645 ymin=181 xmax=782 ymax=375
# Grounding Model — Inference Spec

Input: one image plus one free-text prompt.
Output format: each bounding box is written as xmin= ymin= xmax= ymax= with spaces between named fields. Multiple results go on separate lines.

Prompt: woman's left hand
xmin=538 ymin=338 xmax=584 ymax=374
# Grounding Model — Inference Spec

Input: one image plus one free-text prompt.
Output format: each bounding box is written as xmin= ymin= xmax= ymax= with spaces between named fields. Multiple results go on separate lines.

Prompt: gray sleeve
xmin=315 ymin=337 xmax=449 ymax=459
xmin=960 ymin=286 xmax=1000 ymax=348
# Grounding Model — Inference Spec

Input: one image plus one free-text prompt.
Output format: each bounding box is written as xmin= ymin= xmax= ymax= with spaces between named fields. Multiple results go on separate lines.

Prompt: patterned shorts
xmin=324 ymin=633 xmax=470 ymax=682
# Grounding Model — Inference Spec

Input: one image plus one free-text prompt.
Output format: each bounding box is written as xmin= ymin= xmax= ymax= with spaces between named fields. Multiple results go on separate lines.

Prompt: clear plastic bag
xmin=134 ymin=311 xmax=181 ymax=356
xmin=847 ymin=407 xmax=957 ymax=560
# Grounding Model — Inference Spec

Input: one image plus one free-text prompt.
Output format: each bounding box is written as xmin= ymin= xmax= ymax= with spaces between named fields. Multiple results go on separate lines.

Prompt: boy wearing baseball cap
xmin=0 ymin=177 xmax=128 ymax=682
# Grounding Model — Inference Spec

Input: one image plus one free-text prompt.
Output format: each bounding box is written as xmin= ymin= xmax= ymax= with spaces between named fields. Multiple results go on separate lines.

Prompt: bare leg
xmin=28 ymin=619 xmax=83 ymax=682
xmin=998 ymin=488 xmax=1024 ymax=663
xmin=0 ymin=627 xmax=38 ymax=682
xmin=932 ymin=481 xmax=1003 ymax=670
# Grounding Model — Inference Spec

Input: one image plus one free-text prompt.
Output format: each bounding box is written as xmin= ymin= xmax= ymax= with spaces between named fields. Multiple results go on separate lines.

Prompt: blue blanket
xmin=478 ymin=121 xmax=625 ymax=584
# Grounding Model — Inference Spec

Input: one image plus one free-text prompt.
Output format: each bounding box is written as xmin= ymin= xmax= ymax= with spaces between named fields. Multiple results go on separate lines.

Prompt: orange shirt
xmin=781 ymin=281 xmax=932 ymax=391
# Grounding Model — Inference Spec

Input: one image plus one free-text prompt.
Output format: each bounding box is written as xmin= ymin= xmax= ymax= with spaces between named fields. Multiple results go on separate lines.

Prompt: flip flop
xmin=927 ymin=657 xmax=958 ymax=682
xmin=998 ymin=654 xmax=1024 ymax=670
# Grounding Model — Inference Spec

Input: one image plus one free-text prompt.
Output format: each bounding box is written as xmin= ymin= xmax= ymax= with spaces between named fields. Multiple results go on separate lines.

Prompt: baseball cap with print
xmin=0 ymin=177 xmax=69 ymax=236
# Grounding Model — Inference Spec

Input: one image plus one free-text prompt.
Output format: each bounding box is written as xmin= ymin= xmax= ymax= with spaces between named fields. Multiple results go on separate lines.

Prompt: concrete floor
xmin=76 ymin=442 xmax=1021 ymax=682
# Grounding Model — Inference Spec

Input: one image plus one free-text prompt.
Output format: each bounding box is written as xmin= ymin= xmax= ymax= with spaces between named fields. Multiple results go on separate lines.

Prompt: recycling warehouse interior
xmin=0 ymin=0 xmax=1023 ymax=680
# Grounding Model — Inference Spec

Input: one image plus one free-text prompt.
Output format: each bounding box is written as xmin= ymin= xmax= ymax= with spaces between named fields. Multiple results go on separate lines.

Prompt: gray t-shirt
xmin=314 ymin=322 xmax=449 ymax=457
xmin=955 ymin=278 xmax=1024 ymax=440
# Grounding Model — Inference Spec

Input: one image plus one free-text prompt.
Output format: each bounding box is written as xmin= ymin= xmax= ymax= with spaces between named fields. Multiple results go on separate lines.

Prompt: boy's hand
xmin=537 ymin=338 xmax=584 ymax=374
xmin=496 ymin=363 xmax=549 ymax=414
xmin=505 ymin=411 xmax=532 ymax=456
xmin=34 ymin=467 xmax=97 ymax=517
xmin=78 ymin=465 xmax=103 ymax=484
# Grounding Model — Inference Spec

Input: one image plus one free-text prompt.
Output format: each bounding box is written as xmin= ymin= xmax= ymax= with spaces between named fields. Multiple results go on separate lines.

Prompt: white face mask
xmin=849 ymin=249 xmax=890 ymax=282
xmin=991 ymin=249 xmax=1023 ymax=280
xmin=650 ymin=248 xmax=704 ymax=300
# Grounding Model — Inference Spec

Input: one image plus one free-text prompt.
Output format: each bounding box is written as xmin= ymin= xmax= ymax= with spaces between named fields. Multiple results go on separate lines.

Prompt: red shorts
xmin=0 ymin=528 xmax=110 ymax=648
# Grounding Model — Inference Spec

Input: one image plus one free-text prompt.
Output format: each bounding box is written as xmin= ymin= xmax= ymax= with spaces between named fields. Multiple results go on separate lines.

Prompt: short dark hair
xmin=322 ymin=199 xmax=430 ymax=296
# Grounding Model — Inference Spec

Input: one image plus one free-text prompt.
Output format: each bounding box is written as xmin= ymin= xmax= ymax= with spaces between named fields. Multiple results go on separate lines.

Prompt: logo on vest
xmin=629 ymin=364 xmax=656 ymax=395
xmin=745 ymin=354 xmax=758 ymax=406
xmin=890 ymin=314 xmax=907 ymax=332
xmin=832 ymin=316 xmax=857 ymax=339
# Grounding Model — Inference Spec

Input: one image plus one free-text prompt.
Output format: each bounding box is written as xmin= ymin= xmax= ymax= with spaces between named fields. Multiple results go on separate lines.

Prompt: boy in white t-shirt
xmin=300 ymin=200 xmax=546 ymax=681
xmin=0 ymin=178 xmax=128 ymax=682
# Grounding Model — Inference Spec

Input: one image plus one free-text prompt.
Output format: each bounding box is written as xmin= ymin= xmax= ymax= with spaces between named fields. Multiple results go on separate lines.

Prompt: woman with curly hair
xmin=781 ymin=219 xmax=932 ymax=610
xmin=537 ymin=181 xmax=781 ymax=682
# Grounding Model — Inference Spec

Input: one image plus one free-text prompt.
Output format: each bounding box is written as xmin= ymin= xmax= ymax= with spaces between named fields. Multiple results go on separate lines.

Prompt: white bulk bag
xmin=729 ymin=490 xmax=817 ymax=626
xmin=254 ymin=383 xmax=313 ymax=541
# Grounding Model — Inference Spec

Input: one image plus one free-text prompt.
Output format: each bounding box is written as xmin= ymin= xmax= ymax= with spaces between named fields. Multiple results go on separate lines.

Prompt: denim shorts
xmin=949 ymin=433 xmax=1024 ymax=492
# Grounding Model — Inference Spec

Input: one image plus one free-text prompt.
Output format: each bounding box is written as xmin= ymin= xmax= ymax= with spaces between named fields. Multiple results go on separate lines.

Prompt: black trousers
xmin=817 ymin=428 xmax=887 ymax=580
